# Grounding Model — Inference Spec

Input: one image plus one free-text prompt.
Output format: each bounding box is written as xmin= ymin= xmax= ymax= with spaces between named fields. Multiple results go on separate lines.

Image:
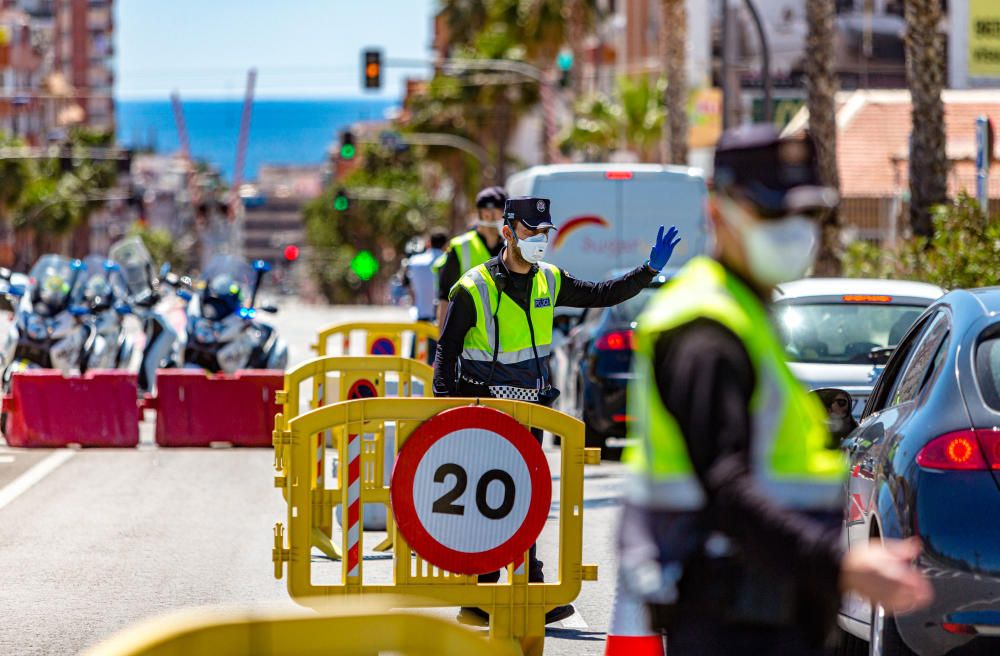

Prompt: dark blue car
xmin=552 ymin=272 xmax=669 ymax=453
xmin=837 ymin=288 xmax=1000 ymax=655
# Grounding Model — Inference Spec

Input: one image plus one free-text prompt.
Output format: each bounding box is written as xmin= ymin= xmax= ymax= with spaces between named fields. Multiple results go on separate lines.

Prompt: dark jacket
xmin=433 ymin=251 xmax=656 ymax=397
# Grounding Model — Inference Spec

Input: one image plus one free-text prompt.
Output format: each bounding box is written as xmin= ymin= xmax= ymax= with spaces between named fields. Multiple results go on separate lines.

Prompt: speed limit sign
xmin=390 ymin=406 xmax=551 ymax=575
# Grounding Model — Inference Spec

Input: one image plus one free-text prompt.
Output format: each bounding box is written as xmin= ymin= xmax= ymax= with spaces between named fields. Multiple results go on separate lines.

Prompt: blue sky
xmin=115 ymin=0 xmax=436 ymax=100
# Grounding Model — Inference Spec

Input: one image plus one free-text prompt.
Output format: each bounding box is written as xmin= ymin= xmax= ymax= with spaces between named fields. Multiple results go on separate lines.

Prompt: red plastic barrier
xmin=3 ymin=370 xmax=140 ymax=448
xmin=153 ymin=369 xmax=283 ymax=447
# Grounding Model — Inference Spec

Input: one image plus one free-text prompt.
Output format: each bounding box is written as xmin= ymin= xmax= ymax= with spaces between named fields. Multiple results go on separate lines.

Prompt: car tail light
xmin=941 ymin=622 xmax=977 ymax=635
xmin=916 ymin=430 xmax=999 ymax=470
xmin=595 ymin=330 xmax=634 ymax=351
xmin=612 ymin=414 xmax=634 ymax=423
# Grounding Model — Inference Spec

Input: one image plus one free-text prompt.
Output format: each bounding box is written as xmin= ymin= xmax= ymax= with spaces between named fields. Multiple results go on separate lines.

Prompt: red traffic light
xmin=283 ymin=245 xmax=300 ymax=262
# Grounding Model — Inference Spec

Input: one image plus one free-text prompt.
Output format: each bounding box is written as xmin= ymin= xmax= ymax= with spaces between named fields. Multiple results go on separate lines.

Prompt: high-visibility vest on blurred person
xmin=624 ymin=256 xmax=845 ymax=511
xmin=433 ymin=230 xmax=491 ymax=276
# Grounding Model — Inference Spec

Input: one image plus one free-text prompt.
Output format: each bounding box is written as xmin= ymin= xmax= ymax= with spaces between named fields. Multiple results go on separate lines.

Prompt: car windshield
xmin=775 ymin=302 xmax=926 ymax=364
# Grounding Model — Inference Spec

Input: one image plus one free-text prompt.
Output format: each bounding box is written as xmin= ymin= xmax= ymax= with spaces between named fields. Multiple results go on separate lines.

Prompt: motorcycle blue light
xmin=238 ymin=307 xmax=256 ymax=320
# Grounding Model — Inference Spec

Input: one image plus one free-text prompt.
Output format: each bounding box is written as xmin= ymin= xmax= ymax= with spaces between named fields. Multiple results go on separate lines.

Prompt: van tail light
xmin=916 ymin=429 xmax=1000 ymax=470
xmin=595 ymin=330 xmax=634 ymax=351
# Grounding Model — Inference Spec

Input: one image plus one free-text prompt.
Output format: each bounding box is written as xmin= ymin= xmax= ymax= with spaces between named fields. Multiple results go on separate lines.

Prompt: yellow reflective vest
xmin=432 ymin=230 xmax=491 ymax=277
xmin=624 ymin=257 xmax=846 ymax=512
xmin=453 ymin=262 xmax=562 ymax=392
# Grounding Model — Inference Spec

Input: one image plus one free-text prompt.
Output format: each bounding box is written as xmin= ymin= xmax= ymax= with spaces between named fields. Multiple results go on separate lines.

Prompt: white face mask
xmin=508 ymin=230 xmax=548 ymax=264
xmin=718 ymin=197 xmax=818 ymax=286
xmin=478 ymin=219 xmax=504 ymax=230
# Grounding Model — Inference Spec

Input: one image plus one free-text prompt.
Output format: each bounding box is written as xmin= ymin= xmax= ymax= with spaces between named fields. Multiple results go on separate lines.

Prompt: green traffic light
xmin=351 ymin=250 xmax=379 ymax=281
xmin=334 ymin=194 xmax=349 ymax=211
xmin=340 ymin=144 xmax=356 ymax=160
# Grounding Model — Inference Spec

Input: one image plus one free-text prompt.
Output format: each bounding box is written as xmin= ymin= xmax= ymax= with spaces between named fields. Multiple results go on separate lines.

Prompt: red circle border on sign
xmin=390 ymin=405 xmax=552 ymax=575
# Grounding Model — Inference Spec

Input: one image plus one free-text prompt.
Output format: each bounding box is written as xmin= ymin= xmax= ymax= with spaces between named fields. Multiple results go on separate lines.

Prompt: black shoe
xmin=544 ymin=604 xmax=576 ymax=625
xmin=457 ymin=606 xmax=490 ymax=626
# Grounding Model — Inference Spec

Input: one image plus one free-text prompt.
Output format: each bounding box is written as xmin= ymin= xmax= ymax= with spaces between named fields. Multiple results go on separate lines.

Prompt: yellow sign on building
xmin=970 ymin=0 xmax=1000 ymax=78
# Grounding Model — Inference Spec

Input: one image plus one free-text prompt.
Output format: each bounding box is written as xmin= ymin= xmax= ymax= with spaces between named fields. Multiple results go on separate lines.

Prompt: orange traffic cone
xmin=604 ymin=575 xmax=665 ymax=656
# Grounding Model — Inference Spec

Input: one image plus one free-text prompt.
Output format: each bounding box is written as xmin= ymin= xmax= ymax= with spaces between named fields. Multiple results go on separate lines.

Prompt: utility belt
xmin=458 ymin=373 xmax=559 ymax=406
xmin=619 ymin=503 xmax=819 ymax=632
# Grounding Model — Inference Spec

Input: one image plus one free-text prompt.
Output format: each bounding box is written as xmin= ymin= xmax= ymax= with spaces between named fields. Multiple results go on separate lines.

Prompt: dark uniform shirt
xmin=435 ymin=231 xmax=503 ymax=302
xmin=638 ymin=265 xmax=843 ymax=644
xmin=433 ymin=252 xmax=656 ymax=396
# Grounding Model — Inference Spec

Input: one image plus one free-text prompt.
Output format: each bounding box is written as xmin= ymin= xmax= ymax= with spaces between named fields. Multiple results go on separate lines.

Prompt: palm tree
xmin=805 ymin=0 xmax=842 ymax=276
xmin=560 ymin=76 xmax=665 ymax=162
xmin=659 ymin=0 xmax=688 ymax=164
xmin=904 ymin=0 xmax=947 ymax=238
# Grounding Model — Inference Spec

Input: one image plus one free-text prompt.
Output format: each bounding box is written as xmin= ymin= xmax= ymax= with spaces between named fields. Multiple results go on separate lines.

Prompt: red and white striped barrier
xmin=345 ymin=431 xmax=362 ymax=580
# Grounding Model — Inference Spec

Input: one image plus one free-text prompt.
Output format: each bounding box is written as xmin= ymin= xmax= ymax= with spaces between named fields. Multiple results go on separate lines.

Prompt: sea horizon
xmin=116 ymin=97 xmax=400 ymax=183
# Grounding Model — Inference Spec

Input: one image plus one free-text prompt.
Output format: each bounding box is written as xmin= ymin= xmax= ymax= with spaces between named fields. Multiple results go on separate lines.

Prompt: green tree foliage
xmin=560 ymin=76 xmax=666 ymax=161
xmin=304 ymin=144 xmax=447 ymax=303
xmin=844 ymin=194 xmax=1000 ymax=289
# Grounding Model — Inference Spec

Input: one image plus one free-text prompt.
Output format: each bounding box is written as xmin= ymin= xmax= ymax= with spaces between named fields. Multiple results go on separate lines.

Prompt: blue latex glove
xmin=647 ymin=225 xmax=681 ymax=271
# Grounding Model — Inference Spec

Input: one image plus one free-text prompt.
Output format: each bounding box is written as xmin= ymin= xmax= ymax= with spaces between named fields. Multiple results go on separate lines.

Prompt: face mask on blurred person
xmin=718 ymin=196 xmax=819 ymax=286
xmin=479 ymin=218 xmax=505 ymax=230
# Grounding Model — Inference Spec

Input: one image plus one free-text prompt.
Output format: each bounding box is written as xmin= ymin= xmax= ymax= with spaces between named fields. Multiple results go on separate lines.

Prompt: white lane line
xmin=0 ymin=455 xmax=15 ymax=463
xmin=0 ymin=450 xmax=74 ymax=511
xmin=560 ymin=607 xmax=589 ymax=629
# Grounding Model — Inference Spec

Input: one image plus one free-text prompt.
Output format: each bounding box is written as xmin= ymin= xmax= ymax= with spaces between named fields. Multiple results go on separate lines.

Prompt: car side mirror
xmin=812 ymin=387 xmax=858 ymax=443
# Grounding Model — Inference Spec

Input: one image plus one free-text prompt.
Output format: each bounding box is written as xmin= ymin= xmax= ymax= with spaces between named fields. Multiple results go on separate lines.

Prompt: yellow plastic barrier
xmin=272 ymin=397 xmax=601 ymax=656
xmin=273 ymin=356 xmax=434 ymax=559
xmin=310 ymin=320 xmax=438 ymax=360
xmin=83 ymin=597 xmax=520 ymax=656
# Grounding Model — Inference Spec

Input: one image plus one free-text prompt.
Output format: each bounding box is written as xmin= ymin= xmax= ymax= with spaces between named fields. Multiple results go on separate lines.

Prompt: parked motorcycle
xmin=107 ymin=237 xmax=184 ymax=393
xmin=181 ymin=255 xmax=287 ymax=373
xmin=77 ymin=254 xmax=134 ymax=371
xmin=0 ymin=254 xmax=95 ymax=383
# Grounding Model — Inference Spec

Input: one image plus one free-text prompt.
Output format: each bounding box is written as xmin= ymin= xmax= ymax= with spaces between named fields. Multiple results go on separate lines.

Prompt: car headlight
xmin=26 ymin=315 xmax=48 ymax=341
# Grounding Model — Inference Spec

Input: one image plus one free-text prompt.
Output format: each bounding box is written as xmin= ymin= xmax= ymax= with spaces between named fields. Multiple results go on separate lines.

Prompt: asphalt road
xmin=0 ymin=300 xmax=625 ymax=655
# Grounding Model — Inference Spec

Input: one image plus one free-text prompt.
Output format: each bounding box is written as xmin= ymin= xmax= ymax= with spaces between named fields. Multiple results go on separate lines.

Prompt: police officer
xmin=616 ymin=125 xmax=931 ymax=655
xmin=434 ymin=186 xmax=508 ymax=327
xmin=434 ymin=194 xmax=681 ymax=625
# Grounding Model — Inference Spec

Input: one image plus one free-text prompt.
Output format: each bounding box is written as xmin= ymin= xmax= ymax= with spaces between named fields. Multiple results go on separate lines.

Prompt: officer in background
xmin=616 ymin=125 xmax=931 ymax=655
xmin=434 ymin=186 xmax=507 ymax=327
xmin=434 ymin=195 xmax=680 ymax=625
xmin=400 ymin=228 xmax=449 ymax=323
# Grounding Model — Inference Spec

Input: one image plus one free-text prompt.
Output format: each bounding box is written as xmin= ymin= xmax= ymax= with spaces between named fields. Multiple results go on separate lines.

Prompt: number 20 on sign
xmin=390 ymin=406 xmax=552 ymax=575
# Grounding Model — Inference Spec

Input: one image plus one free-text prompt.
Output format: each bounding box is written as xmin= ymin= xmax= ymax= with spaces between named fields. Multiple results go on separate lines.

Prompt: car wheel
xmin=834 ymin=627 xmax=867 ymax=656
xmin=870 ymin=603 xmax=916 ymax=656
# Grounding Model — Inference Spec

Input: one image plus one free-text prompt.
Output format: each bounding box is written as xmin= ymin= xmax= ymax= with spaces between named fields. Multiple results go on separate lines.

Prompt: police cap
xmin=475 ymin=186 xmax=508 ymax=209
xmin=713 ymin=124 xmax=838 ymax=218
xmin=503 ymin=196 xmax=556 ymax=230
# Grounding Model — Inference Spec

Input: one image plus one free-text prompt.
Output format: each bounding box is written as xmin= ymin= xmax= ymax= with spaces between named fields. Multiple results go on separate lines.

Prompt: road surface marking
xmin=0 ymin=455 xmax=15 ymax=463
xmin=560 ymin=607 xmax=589 ymax=629
xmin=0 ymin=450 xmax=74 ymax=511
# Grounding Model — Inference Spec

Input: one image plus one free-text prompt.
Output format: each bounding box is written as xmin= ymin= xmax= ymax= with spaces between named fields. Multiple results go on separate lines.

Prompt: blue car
xmin=837 ymin=288 xmax=1000 ymax=655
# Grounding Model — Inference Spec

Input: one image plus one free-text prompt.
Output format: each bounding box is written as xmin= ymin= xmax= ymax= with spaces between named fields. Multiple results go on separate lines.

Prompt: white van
xmin=505 ymin=164 xmax=710 ymax=284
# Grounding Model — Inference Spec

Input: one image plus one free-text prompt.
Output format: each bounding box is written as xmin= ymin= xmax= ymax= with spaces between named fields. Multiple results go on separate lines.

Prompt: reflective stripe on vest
xmin=624 ymin=256 xmax=846 ymax=512
xmin=455 ymin=263 xmax=561 ymax=387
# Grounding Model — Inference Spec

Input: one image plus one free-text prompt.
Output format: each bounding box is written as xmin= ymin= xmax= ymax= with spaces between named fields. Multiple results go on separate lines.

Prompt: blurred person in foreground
xmin=433 ymin=186 xmax=507 ymax=327
xmin=614 ymin=125 xmax=932 ymax=655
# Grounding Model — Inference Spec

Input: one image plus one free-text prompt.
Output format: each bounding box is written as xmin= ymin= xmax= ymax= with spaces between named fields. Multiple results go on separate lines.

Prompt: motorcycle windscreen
xmin=108 ymin=237 xmax=155 ymax=299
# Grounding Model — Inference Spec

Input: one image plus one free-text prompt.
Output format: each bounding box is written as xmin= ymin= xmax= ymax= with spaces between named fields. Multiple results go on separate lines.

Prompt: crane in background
xmin=229 ymin=68 xmax=257 ymax=219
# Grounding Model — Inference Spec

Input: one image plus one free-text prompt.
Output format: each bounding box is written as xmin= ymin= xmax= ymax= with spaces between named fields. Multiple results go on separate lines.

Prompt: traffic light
xmin=334 ymin=189 xmax=350 ymax=212
xmin=362 ymin=49 xmax=382 ymax=90
xmin=339 ymin=130 xmax=356 ymax=160
xmin=283 ymin=244 xmax=300 ymax=262
xmin=556 ymin=49 xmax=573 ymax=89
